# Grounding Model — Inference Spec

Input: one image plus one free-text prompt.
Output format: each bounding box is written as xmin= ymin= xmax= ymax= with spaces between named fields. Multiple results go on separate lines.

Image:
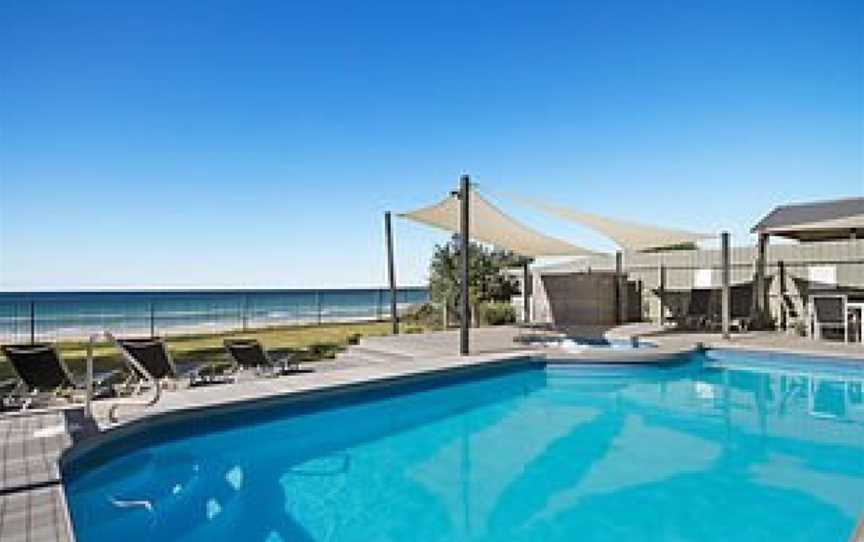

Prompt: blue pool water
xmin=64 ymin=351 xmax=864 ymax=542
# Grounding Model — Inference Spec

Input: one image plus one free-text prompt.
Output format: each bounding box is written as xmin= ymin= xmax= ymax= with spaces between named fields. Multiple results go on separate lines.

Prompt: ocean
xmin=0 ymin=288 xmax=428 ymax=343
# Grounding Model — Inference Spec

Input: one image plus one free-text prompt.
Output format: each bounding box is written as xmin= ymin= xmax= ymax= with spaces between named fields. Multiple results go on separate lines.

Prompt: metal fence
xmin=0 ymin=288 xmax=429 ymax=344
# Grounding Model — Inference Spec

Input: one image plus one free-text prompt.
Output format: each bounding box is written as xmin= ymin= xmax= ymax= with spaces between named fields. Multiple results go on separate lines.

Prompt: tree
xmin=428 ymin=235 xmax=525 ymax=325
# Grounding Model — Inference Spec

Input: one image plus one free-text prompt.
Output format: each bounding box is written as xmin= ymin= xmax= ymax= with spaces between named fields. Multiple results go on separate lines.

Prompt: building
xmin=527 ymin=197 xmax=864 ymax=341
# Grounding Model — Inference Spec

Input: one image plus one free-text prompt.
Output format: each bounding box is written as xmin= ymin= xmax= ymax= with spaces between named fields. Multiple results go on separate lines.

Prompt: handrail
xmin=105 ymin=332 xmax=162 ymax=424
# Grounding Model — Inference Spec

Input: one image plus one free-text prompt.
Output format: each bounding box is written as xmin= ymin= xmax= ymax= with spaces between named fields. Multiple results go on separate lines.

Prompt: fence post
xmin=242 ymin=294 xmax=249 ymax=332
xmin=29 ymin=301 xmax=35 ymax=344
xmin=316 ymin=291 xmax=322 ymax=325
xmin=149 ymin=300 xmax=156 ymax=338
xmin=85 ymin=334 xmax=95 ymax=419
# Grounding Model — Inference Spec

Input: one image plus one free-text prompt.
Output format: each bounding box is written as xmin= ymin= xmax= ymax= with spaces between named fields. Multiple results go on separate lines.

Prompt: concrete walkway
xmin=3 ymin=324 xmax=863 ymax=542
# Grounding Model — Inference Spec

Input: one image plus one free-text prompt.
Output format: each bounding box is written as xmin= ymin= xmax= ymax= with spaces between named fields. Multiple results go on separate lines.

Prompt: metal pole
xmin=615 ymin=251 xmax=624 ymax=324
xmin=29 ymin=301 xmax=35 ymax=344
xmin=242 ymin=294 xmax=249 ymax=332
xmin=753 ymin=233 xmax=768 ymax=326
xmin=778 ymin=260 xmax=787 ymax=331
xmin=761 ymin=234 xmax=770 ymax=324
xmin=85 ymin=334 xmax=95 ymax=419
xmin=149 ymin=299 xmax=156 ymax=338
xmin=721 ymin=231 xmax=731 ymax=339
xmin=659 ymin=264 xmax=667 ymax=326
xmin=522 ymin=259 xmax=532 ymax=324
xmin=459 ymin=175 xmax=470 ymax=355
xmin=385 ymin=212 xmax=399 ymax=334
xmin=316 ymin=291 xmax=322 ymax=325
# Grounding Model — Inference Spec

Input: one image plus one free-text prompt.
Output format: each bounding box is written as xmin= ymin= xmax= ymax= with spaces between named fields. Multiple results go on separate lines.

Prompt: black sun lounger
xmin=112 ymin=336 xmax=233 ymax=388
xmin=224 ymin=339 xmax=301 ymax=376
xmin=0 ymin=343 xmax=118 ymax=410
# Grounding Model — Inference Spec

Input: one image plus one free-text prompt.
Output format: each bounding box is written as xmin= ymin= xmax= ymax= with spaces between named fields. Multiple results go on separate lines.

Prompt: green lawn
xmin=0 ymin=320 xmax=423 ymax=380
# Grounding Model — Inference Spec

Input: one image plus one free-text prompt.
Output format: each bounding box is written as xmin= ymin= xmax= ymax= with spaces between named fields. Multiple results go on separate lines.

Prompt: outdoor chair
xmin=683 ymin=289 xmax=712 ymax=329
xmin=111 ymin=335 xmax=234 ymax=390
xmin=811 ymin=297 xmax=847 ymax=341
xmin=224 ymin=339 xmax=301 ymax=377
xmin=0 ymin=343 xmax=119 ymax=410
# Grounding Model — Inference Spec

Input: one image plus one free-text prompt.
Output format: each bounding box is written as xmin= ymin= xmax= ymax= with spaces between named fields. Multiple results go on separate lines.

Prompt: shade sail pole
xmin=459 ymin=175 xmax=470 ymax=355
xmin=721 ymin=231 xmax=730 ymax=339
xmin=615 ymin=251 xmax=624 ymax=324
xmin=384 ymin=212 xmax=398 ymax=334
xmin=522 ymin=259 xmax=532 ymax=324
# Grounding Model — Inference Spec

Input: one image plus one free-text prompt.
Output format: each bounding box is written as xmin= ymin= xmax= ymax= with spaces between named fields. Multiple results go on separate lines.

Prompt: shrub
xmin=481 ymin=302 xmax=516 ymax=326
xmin=305 ymin=342 xmax=342 ymax=359
xmin=403 ymin=325 xmax=425 ymax=334
xmin=400 ymin=302 xmax=443 ymax=329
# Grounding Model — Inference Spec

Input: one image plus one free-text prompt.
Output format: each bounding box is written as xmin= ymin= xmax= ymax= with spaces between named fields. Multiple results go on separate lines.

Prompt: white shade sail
xmin=400 ymin=189 xmax=599 ymax=257
xmin=511 ymin=196 xmax=711 ymax=252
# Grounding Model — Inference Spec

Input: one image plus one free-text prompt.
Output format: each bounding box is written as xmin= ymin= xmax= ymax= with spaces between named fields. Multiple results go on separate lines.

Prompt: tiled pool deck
xmin=2 ymin=326 xmax=863 ymax=542
xmin=0 ymin=410 xmax=74 ymax=542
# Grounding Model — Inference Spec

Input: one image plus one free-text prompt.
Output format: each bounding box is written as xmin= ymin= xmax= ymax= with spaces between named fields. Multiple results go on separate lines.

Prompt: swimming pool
xmin=63 ymin=350 xmax=864 ymax=542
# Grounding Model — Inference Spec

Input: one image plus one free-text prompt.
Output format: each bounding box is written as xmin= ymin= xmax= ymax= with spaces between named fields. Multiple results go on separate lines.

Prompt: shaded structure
xmin=751 ymin=197 xmax=864 ymax=340
xmin=402 ymin=188 xmax=599 ymax=258
xmin=400 ymin=184 xmax=598 ymax=353
xmin=528 ymin=196 xmax=863 ymax=341
xmin=507 ymin=194 xmax=714 ymax=325
xmin=510 ymin=195 xmax=711 ymax=252
xmin=753 ymin=197 xmax=864 ymax=242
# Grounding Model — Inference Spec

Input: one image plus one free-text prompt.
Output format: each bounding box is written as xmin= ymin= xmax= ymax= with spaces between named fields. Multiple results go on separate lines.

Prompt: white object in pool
xmin=559 ymin=339 xmax=589 ymax=353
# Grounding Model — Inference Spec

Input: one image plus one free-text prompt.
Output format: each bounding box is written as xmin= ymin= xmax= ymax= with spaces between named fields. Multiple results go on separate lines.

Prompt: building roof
xmin=752 ymin=197 xmax=864 ymax=241
xmin=400 ymin=188 xmax=600 ymax=257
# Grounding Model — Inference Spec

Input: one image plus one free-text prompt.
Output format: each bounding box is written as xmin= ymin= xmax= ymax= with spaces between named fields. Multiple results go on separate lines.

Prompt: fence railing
xmin=0 ymin=288 xmax=429 ymax=344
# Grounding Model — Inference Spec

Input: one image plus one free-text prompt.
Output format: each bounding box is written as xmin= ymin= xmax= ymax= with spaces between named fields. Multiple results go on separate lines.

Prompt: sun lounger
xmin=0 ymin=343 xmax=119 ymax=410
xmin=224 ymin=339 xmax=301 ymax=376
xmin=111 ymin=336 xmax=233 ymax=389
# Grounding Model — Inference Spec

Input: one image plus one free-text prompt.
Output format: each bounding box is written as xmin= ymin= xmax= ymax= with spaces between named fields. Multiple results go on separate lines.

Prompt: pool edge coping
xmin=59 ymin=351 xmax=540 ymax=469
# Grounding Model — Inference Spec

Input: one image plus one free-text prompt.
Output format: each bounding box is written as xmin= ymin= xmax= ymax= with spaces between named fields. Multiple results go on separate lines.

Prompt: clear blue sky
xmin=1 ymin=0 xmax=861 ymax=290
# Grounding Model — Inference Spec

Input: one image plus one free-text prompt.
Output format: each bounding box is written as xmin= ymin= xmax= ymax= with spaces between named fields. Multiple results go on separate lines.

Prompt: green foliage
xmin=428 ymin=235 xmax=525 ymax=323
xmin=400 ymin=302 xmax=444 ymax=329
xmin=302 ymin=342 xmax=343 ymax=360
xmin=480 ymin=302 xmax=516 ymax=326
